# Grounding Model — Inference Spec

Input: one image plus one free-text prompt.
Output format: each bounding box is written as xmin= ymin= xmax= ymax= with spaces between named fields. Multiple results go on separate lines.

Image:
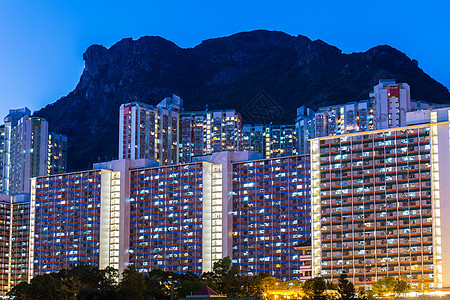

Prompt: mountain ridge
xmin=35 ymin=30 xmax=450 ymax=170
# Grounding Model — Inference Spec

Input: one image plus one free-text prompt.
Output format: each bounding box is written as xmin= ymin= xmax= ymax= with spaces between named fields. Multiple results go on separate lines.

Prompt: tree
xmin=260 ymin=276 xmax=278 ymax=292
xmin=117 ymin=265 xmax=148 ymax=300
xmin=63 ymin=263 xmax=118 ymax=299
xmin=167 ymin=271 xmax=205 ymax=299
xmin=7 ymin=281 xmax=31 ymax=300
xmin=303 ymin=276 xmax=327 ymax=300
xmin=372 ymin=276 xmax=411 ymax=298
xmin=172 ymin=280 xmax=205 ymax=298
xmin=393 ymin=276 xmax=411 ymax=295
xmin=8 ymin=273 xmax=74 ymax=300
xmin=338 ymin=273 xmax=355 ymax=300
xmin=201 ymin=256 xmax=239 ymax=296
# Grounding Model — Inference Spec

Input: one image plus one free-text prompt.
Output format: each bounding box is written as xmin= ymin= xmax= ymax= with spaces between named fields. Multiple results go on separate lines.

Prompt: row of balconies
xmin=321 ymin=221 xmax=432 ymax=233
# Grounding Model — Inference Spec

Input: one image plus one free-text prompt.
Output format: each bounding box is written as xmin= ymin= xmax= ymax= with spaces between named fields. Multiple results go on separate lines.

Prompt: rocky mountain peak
xmin=36 ymin=30 xmax=450 ymax=170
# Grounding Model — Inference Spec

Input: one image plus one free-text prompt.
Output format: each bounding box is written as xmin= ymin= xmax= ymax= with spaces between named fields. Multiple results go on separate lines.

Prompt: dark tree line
xmin=7 ymin=260 xmax=411 ymax=300
xmin=8 ymin=257 xmax=273 ymax=300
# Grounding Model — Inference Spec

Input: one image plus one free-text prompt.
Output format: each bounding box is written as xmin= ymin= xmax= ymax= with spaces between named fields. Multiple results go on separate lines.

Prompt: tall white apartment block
xmin=371 ymin=79 xmax=411 ymax=129
xmin=9 ymin=116 xmax=49 ymax=194
xmin=1 ymin=108 xmax=67 ymax=195
xmin=2 ymin=108 xmax=31 ymax=193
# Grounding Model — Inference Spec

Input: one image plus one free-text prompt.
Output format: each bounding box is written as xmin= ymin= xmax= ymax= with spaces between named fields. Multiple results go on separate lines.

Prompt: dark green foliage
xmin=337 ymin=272 xmax=355 ymax=300
xmin=116 ymin=265 xmax=173 ymax=300
xmin=8 ymin=273 xmax=75 ymax=300
xmin=303 ymin=276 xmax=327 ymax=299
xmin=172 ymin=279 xmax=205 ymax=298
xmin=117 ymin=265 xmax=148 ymax=299
xmin=200 ymin=257 xmax=272 ymax=297
xmin=372 ymin=276 xmax=411 ymax=298
xmin=68 ymin=263 xmax=118 ymax=299
xmin=5 ymin=261 xmax=413 ymax=300
xmin=34 ymin=30 xmax=450 ymax=171
xmin=7 ymin=264 xmax=118 ymax=300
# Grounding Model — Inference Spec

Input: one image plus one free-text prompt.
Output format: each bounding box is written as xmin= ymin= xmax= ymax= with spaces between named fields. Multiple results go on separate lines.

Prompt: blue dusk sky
xmin=0 ymin=0 xmax=449 ymax=119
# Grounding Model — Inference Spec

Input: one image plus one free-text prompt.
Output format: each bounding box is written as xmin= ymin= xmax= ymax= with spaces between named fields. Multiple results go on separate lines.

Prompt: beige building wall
xmin=432 ymin=116 xmax=450 ymax=288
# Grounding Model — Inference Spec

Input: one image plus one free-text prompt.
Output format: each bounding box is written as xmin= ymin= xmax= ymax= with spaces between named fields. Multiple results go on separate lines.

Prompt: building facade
xmin=2 ymin=108 xmax=31 ymax=194
xmin=310 ymin=114 xmax=450 ymax=289
xmin=0 ymin=194 xmax=32 ymax=293
xmin=9 ymin=195 xmax=31 ymax=288
xmin=295 ymin=80 xmax=414 ymax=154
xmin=232 ymin=155 xmax=312 ymax=281
xmin=371 ymin=80 xmax=410 ymax=129
xmin=179 ymin=110 xmax=242 ymax=163
xmin=47 ymin=132 xmax=68 ymax=175
xmin=0 ymin=126 xmax=5 ymax=193
xmin=119 ymin=96 xmax=182 ymax=165
xmin=313 ymin=101 xmax=373 ymax=138
xmin=120 ymin=97 xmax=242 ymax=165
xmin=295 ymin=106 xmax=315 ymax=155
xmin=26 ymin=152 xmax=261 ymax=282
xmin=1 ymin=108 xmax=67 ymax=195
xmin=0 ymin=194 xmax=11 ymax=294
xmin=30 ymin=169 xmax=121 ymax=276
xmin=129 ymin=162 xmax=217 ymax=275
xmin=9 ymin=116 xmax=49 ymax=195
xmin=242 ymin=124 xmax=297 ymax=159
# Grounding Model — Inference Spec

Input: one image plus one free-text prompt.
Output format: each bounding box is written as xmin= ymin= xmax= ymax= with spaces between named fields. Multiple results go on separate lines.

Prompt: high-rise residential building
xmin=119 ymin=102 xmax=156 ymax=161
xmin=2 ymin=108 xmax=31 ymax=194
xmin=0 ymin=126 xmax=5 ymax=193
xmin=129 ymin=151 xmax=257 ymax=274
xmin=1 ymin=108 xmax=67 ymax=195
xmin=0 ymin=108 xmax=68 ymax=293
xmin=47 ymin=132 xmax=68 ymax=175
xmin=156 ymin=96 xmax=182 ymax=165
xmin=29 ymin=158 xmax=158 ymax=277
xmin=313 ymin=101 xmax=373 ymax=137
xmin=295 ymin=106 xmax=315 ymax=155
xmin=0 ymin=194 xmax=11 ymax=294
xmin=30 ymin=170 xmax=107 ymax=275
xmin=242 ymin=124 xmax=297 ymax=159
xmin=27 ymin=151 xmax=259 ymax=281
xmin=310 ymin=112 xmax=450 ymax=289
xmin=9 ymin=194 xmax=31 ymax=288
xmin=232 ymin=155 xmax=312 ymax=281
xmin=28 ymin=159 xmax=152 ymax=277
xmin=119 ymin=95 xmax=182 ymax=165
xmin=120 ymin=96 xmax=243 ymax=165
xmin=295 ymin=80 xmax=415 ymax=153
xmin=9 ymin=116 xmax=49 ymax=195
xmin=179 ymin=110 xmax=242 ymax=163
xmin=0 ymin=194 xmax=32 ymax=293
xmin=371 ymin=79 xmax=410 ymax=129
xmin=129 ymin=162 xmax=221 ymax=274
xmin=242 ymin=125 xmax=265 ymax=156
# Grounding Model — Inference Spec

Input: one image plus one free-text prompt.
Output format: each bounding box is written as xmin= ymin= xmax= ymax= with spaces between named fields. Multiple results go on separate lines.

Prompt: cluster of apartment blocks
xmin=120 ymin=80 xmax=424 ymax=163
xmin=1 ymin=79 xmax=450 ymax=294
xmin=0 ymin=107 xmax=67 ymax=293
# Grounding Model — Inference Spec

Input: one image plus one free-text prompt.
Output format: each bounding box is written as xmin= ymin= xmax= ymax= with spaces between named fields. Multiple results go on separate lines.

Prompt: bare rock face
xmin=35 ymin=30 xmax=450 ymax=171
